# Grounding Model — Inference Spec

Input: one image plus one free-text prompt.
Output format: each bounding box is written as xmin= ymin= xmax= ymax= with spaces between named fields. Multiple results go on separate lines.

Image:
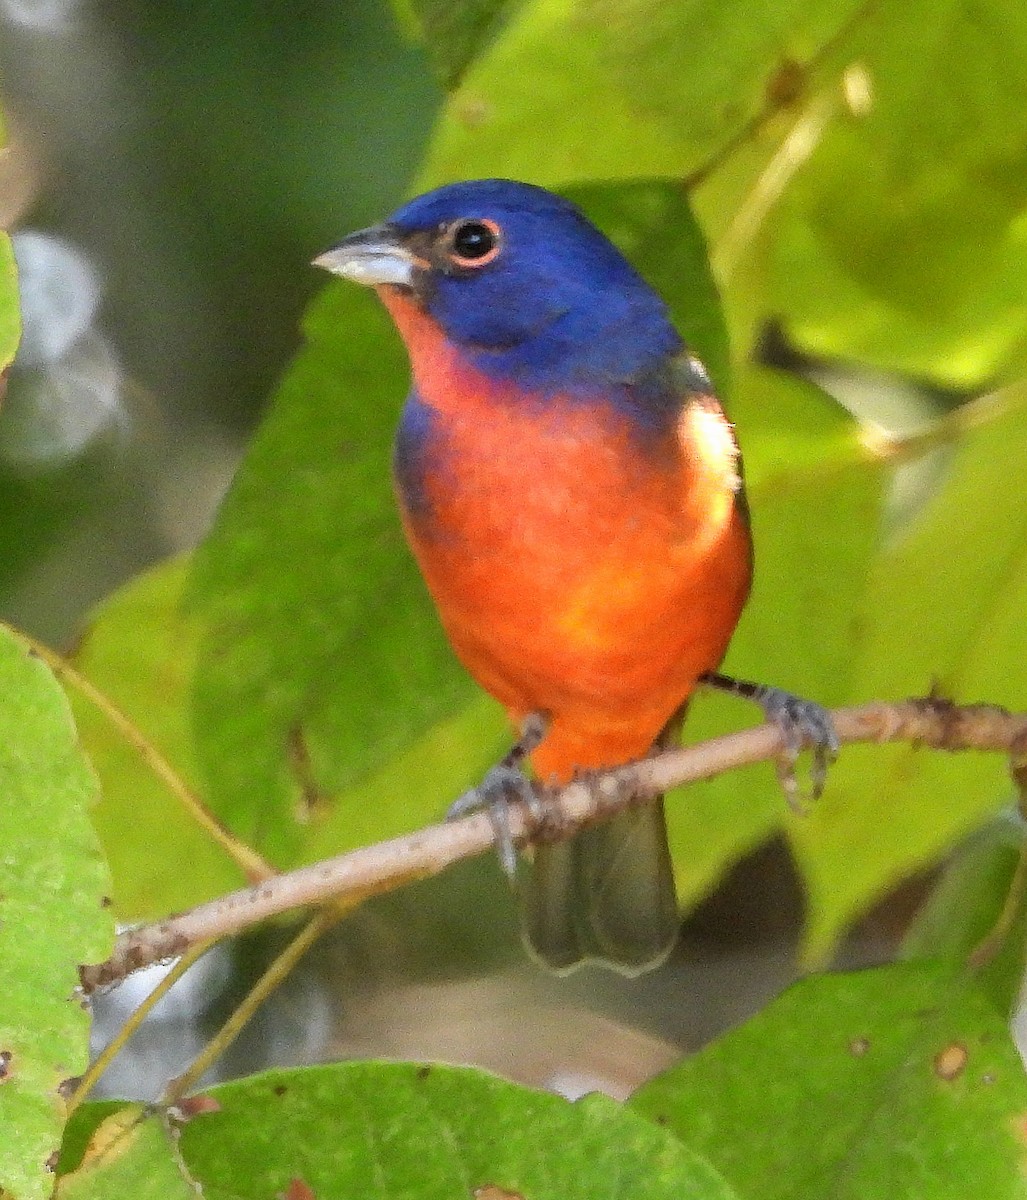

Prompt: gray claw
xmin=753 ymin=687 xmax=839 ymax=809
xmin=701 ymin=673 xmax=838 ymax=810
xmin=448 ymin=765 xmax=540 ymax=880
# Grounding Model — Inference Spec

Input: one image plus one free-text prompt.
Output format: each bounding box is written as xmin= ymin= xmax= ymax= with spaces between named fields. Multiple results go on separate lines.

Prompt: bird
xmin=314 ymin=179 xmax=836 ymax=975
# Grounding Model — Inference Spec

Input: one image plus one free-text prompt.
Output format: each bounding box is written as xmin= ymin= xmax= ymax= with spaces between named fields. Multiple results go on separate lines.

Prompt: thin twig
xmin=713 ymin=90 xmax=836 ymax=281
xmin=162 ymin=908 xmax=343 ymax=1103
xmin=68 ymin=938 xmax=218 ymax=1113
xmin=683 ymin=0 xmax=880 ymax=191
xmin=80 ymin=698 xmax=1027 ymax=994
xmin=6 ymin=625 xmax=275 ymax=884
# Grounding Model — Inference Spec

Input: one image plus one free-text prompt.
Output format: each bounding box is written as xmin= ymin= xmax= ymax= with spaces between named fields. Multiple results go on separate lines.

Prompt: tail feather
xmin=519 ymin=798 xmax=678 ymax=975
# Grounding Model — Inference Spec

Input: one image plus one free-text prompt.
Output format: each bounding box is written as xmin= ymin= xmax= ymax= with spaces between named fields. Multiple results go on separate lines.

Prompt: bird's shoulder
xmin=650 ymin=353 xmax=749 ymax=525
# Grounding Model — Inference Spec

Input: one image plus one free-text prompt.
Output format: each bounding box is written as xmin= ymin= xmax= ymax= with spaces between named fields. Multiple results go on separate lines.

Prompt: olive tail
xmin=518 ymin=797 xmax=679 ymax=975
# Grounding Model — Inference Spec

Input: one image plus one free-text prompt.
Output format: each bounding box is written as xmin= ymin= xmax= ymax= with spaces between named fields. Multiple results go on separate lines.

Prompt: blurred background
xmin=1 ymin=0 xmax=1020 ymax=1102
xmin=0 ymin=0 xmax=440 ymax=642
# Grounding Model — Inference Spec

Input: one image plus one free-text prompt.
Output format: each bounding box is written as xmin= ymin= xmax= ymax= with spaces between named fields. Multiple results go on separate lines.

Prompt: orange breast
xmin=381 ymin=288 xmax=752 ymax=784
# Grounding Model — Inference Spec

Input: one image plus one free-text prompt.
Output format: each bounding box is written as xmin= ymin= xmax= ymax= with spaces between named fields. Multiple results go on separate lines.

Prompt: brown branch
xmin=80 ymin=698 xmax=1027 ymax=993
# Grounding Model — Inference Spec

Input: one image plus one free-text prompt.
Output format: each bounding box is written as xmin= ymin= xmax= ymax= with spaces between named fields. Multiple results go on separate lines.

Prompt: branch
xmin=80 ymin=698 xmax=1027 ymax=993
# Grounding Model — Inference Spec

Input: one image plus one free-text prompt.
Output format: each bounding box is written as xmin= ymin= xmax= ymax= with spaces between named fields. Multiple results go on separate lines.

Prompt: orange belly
xmin=383 ymin=288 xmax=752 ymax=784
xmin=398 ymin=394 xmax=750 ymax=783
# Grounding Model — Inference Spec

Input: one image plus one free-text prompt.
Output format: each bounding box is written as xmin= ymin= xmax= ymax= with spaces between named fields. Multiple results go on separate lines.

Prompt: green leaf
xmin=631 ymin=962 xmax=1027 ymax=1200
xmin=188 ymin=180 xmax=730 ymax=867
xmin=773 ymin=0 xmax=1027 ymax=387
xmin=580 ymin=0 xmax=861 ymax=168
xmin=419 ymin=0 xmax=692 ymax=188
xmin=70 ymin=557 xmax=247 ymax=919
xmin=187 ymin=286 xmax=479 ymax=862
xmin=664 ymin=367 xmax=884 ymax=909
xmin=301 ymin=692 xmax=508 ymax=862
xmin=0 ymin=627 xmax=114 ymax=1200
xmin=173 ymin=1061 xmax=737 ymax=1198
xmin=794 ymin=385 xmax=1027 ymax=960
xmin=55 ymin=1108 xmax=194 ymax=1200
xmin=0 ymin=230 xmax=19 ymax=381
xmin=418 ymin=0 xmax=862 ymax=189
xmin=393 ymin=0 xmax=527 ymax=88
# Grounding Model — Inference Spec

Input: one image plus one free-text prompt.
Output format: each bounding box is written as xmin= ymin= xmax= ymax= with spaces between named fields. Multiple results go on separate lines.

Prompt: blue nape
xmin=388 ymin=180 xmax=683 ymax=398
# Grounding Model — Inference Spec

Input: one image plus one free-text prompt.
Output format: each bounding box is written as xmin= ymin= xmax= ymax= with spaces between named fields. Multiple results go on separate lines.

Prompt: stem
xmin=8 ymin=625 xmax=275 ymax=884
xmin=69 ymin=939 xmax=218 ymax=1113
xmin=162 ymin=907 xmax=343 ymax=1102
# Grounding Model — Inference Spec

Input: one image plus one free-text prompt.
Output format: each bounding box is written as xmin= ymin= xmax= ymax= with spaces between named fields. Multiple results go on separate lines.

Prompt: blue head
xmin=316 ymin=180 xmax=683 ymax=395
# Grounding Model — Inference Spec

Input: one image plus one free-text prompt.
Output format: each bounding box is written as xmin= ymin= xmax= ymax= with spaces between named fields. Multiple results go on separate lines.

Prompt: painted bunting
xmin=315 ymin=180 xmax=835 ymax=975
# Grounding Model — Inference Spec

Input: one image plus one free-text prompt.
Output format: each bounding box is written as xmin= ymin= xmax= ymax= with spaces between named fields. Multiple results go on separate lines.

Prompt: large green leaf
xmin=176 ymin=1062 xmax=738 ymax=1199
xmin=632 ymin=962 xmax=1027 ymax=1200
xmin=187 ymin=180 xmax=730 ymax=866
xmin=794 ymin=385 xmax=1027 ymax=959
xmin=771 ymin=0 xmax=1027 ymax=386
xmin=0 ymin=627 xmax=114 ymax=1200
xmin=187 ymin=285 xmax=479 ymax=862
xmin=70 ymin=557 xmax=247 ymax=919
xmin=393 ymin=0 xmax=527 ymax=87
xmin=61 ymin=1066 xmax=739 ymax=1197
xmin=300 ymin=692 xmax=507 ymax=862
xmin=418 ymin=0 xmax=862 ymax=189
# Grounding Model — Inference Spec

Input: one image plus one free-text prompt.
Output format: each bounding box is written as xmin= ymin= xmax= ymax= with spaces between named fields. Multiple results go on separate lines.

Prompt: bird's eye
xmin=447 ymin=219 xmax=502 ymax=268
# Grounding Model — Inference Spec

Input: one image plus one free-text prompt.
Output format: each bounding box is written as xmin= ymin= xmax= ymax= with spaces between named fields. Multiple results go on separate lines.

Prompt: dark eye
xmin=448 ymin=219 xmax=502 ymax=267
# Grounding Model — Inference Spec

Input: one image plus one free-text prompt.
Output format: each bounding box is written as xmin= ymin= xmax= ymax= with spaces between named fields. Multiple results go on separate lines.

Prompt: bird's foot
xmin=448 ymin=765 xmax=544 ymax=880
xmin=701 ymin=672 xmax=839 ymax=810
xmin=447 ymin=713 xmax=550 ymax=879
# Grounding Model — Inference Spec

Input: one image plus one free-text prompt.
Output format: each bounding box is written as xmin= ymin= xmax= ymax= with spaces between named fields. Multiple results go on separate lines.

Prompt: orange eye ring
xmin=447 ymin=218 xmax=502 ymax=269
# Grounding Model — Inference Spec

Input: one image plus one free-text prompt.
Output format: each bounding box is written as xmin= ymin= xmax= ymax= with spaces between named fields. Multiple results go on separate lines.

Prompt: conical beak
xmin=312 ymin=224 xmax=417 ymax=287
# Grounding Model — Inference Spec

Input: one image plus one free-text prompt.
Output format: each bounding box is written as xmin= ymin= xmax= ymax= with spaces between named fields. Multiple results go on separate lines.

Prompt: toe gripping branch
xmin=447 ymin=714 xmax=550 ymax=879
xmin=701 ymin=672 xmax=840 ymax=808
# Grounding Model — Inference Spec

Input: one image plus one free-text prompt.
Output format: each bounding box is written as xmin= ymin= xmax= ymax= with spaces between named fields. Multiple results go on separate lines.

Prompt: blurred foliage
xmin=2 ymin=0 xmax=1027 ymax=1193
xmin=419 ymin=0 xmax=864 ymax=185
xmin=0 ymin=0 xmax=442 ymax=640
xmin=903 ymin=814 xmax=1027 ymax=1015
xmin=422 ymin=0 xmax=1027 ymax=388
xmin=95 ymin=0 xmax=444 ymax=425
xmin=792 ymin=384 xmax=1027 ymax=958
xmin=392 ymin=0 xmax=526 ymax=87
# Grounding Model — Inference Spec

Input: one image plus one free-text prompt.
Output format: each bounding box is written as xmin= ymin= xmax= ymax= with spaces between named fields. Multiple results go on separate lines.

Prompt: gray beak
xmin=312 ymin=224 xmax=417 ymax=287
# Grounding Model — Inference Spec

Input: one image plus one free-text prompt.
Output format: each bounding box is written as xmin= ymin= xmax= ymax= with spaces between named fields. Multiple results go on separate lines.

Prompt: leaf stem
xmin=4 ymin=624 xmax=275 ymax=884
xmin=69 ymin=938 xmax=218 ymax=1113
xmin=162 ymin=907 xmax=343 ymax=1103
